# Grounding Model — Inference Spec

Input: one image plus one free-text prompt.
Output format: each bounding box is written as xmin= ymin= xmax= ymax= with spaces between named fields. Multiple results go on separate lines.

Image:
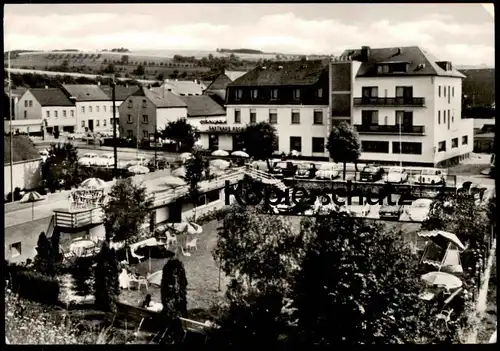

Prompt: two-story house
xmin=344 ymin=46 xmax=473 ymax=167
xmin=16 ymin=87 xmax=77 ymax=135
xmin=226 ymin=60 xmax=330 ymax=158
xmin=61 ymin=84 xmax=113 ymax=133
xmin=118 ymin=86 xmax=187 ymax=140
xmin=99 ymin=84 xmax=141 ymax=129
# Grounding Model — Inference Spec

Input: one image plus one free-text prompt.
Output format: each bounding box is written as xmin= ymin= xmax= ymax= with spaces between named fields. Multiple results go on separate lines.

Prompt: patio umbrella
xmin=291 ymin=150 xmax=301 ymax=157
xmin=167 ymin=222 xmax=203 ymax=235
xmin=164 ymin=176 xmax=186 ymax=187
xmin=180 ymin=152 xmax=193 ymax=161
xmin=128 ymin=165 xmax=150 ymax=174
xmin=421 ymin=271 xmax=463 ymax=291
xmin=231 ymin=150 xmax=249 ymax=158
xmin=172 ymin=167 xmax=186 ymax=178
xmin=211 ymin=149 xmax=229 ymax=157
xmin=20 ymin=191 xmax=45 ymax=220
xmin=418 ymin=230 xmax=466 ymax=252
xmin=210 ymin=159 xmax=230 ymax=169
xmin=147 ymin=270 xmax=163 ymax=287
xmin=81 ymin=177 xmax=107 ymax=188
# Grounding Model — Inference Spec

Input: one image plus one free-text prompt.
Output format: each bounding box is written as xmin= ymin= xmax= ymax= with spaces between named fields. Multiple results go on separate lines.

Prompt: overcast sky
xmin=4 ymin=3 xmax=495 ymax=66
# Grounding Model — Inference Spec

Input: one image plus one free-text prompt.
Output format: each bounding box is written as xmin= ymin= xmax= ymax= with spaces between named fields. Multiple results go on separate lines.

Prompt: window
xmin=29 ymin=100 xmax=33 ymax=107
xmin=438 ymin=110 xmax=441 ymax=124
xmin=143 ymin=130 xmax=148 ymax=139
xmin=317 ymin=88 xmax=323 ymax=98
xmin=361 ymin=110 xmax=378 ymax=125
xmin=312 ymin=137 xmax=325 ymax=153
xmin=10 ymin=242 xmax=21 ymax=258
xmin=82 ymin=106 xmax=85 ymax=113
xmin=63 ymin=110 xmax=67 ymax=117
xmin=235 ymin=89 xmax=243 ymax=100
xmin=81 ymin=121 xmax=85 ymax=127
xmin=24 ymin=111 xmax=27 ymax=118
xmin=443 ymin=110 xmax=446 ymax=123
xmin=54 ymin=111 xmax=58 ymax=118
xmin=128 ymin=100 xmax=133 ymax=108
xmin=103 ymin=106 xmax=106 ymax=112
xmin=361 ymin=141 xmax=389 ymax=153
xmin=250 ymin=109 xmax=257 ymax=124
xmin=452 ymin=86 xmax=454 ymax=97
xmin=389 ymin=63 xmax=407 ymax=73
xmin=24 ymin=100 xmax=28 ymax=107
xmin=46 ymin=111 xmax=50 ymax=118
xmin=110 ymin=118 xmax=113 ymax=125
xmin=142 ymin=115 xmax=149 ymax=124
xmin=291 ymin=109 xmax=300 ymax=124
xmin=70 ymin=110 xmax=74 ymax=117
xmin=362 ymin=87 xmax=378 ymax=98
xmin=251 ymin=89 xmax=258 ymax=99
xmin=269 ymin=109 xmax=278 ymax=124
xmin=127 ymin=130 xmax=133 ymax=138
xmin=384 ymin=116 xmax=388 ymax=125
xmin=396 ymin=86 xmax=413 ymax=98
xmin=392 ymin=142 xmax=422 ymax=155
xmin=127 ymin=115 xmax=132 ymax=123
xmin=96 ymin=120 xmax=100 ymax=127
xmin=438 ymin=141 xmax=446 ymax=152
xmin=438 ymin=86 xmax=441 ymax=97
xmin=234 ymin=109 xmax=241 ymax=124
xmin=206 ymin=189 xmax=220 ymax=203
xmin=290 ymin=137 xmax=302 ymax=153
xmin=448 ymin=86 xmax=451 ymax=103
xmin=96 ymin=106 xmax=100 ymax=113
xmin=293 ymin=88 xmax=301 ymax=100
xmin=103 ymin=119 xmax=107 ymax=126
xmin=462 ymin=135 xmax=468 ymax=145
xmin=452 ymin=138 xmax=458 ymax=148
xmin=271 ymin=89 xmax=278 ymax=100
xmin=89 ymin=106 xmax=92 ymax=113
xmin=313 ymin=110 xmax=323 ymax=125
xmin=142 ymin=100 xmax=147 ymax=108
xmin=395 ymin=111 xmax=413 ymax=128
xmin=444 ymin=86 xmax=447 ymax=97
xmin=452 ymin=111 xmax=454 ymax=123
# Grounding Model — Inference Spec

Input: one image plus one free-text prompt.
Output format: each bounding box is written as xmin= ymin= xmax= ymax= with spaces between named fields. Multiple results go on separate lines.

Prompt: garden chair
xmin=185 ymin=238 xmax=198 ymax=252
xmin=128 ymin=275 xmax=149 ymax=291
xmin=435 ymin=308 xmax=454 ymax=331
xmin=166 ymin=233 xmax=177 ymax=248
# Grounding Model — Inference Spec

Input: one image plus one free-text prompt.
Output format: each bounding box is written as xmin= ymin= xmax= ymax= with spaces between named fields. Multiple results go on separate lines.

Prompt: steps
xmin=243 ymin=166 xmax=288 ymax=192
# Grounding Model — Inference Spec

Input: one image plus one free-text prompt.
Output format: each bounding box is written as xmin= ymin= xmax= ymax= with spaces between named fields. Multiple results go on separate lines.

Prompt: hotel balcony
xmin=353 ymin=97 xmax=426 ymax=107
xmin=54 ymin=207 xmax=104 ymax=230
xmin=354 ymin=124 xmax=426 ymax=135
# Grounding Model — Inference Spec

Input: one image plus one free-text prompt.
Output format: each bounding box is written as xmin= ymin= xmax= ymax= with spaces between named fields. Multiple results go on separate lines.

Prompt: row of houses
xmin=5 ymin=46 xmax=477 ymax=167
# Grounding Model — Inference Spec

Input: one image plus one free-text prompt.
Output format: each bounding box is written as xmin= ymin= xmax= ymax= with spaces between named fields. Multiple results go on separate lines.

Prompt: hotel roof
xmin=62 ymin=84 xmax=111 ymax=102
xmin=179 ymin=95 xmax=226 ymax=117
xmin=29 ymin=88 xmax=75 ymax=107
xmin=130 ymin=87 xmax=187 ymax=108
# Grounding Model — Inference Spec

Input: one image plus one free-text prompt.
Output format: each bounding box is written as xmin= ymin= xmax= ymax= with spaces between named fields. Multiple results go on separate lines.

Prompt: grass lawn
xmin=477 ymin=266 xmax=497 ymax=343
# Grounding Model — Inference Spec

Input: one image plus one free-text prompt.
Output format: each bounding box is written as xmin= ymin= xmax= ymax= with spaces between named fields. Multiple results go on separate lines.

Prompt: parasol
xmin=128 ymin=165 xmax=150 ymax=174
xmin=231 ymin=150 xmax=249 ymax=158
xmin=211 ymin=149 xmax=229 ymax=157
xmin=172 ymin=167 xmax=186 ymax=178
xmin=81 ymin=177 xmax=107 ymax=188
xmin=20 ymin=191 xmax=45 ymax=220
xmin=418 ymin=230 xmax=466 ymax=251
xmin=167 ymin=222 xmax=203 ymax=235
xmin=210 ymin=159 xmax=230 ymax=169
xmin=164 ymin=176 xmax=186 ymax=187
xmin=421 ymin=271 xmax=463 ymax=291
xmin=147 ymin=270 xmax=163 ymax=287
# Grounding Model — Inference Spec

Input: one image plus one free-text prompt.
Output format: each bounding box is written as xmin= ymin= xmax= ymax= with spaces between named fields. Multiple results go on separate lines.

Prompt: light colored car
xmin=405 ymin=198 xmax=433 ymax=222
xmin=67 ymin=132 xmax=85 ymax=140
xmin=345 ymin=196 xmax=371 ymax=217
xmin=315 ymin=164 xmax=340 ymax=180
xmin=95 ymin=153 xmax=115 ymax=167
xmin=417 ymin=168 xmax=446 ymax=185
xmin=385 ymin=167 xmax=409 ymax=183
xmin=78 ymin=152 xmax=99 ymax=166
xmin=39 ymin=149 xmax=49 ymax=163
xmin=126 ymin=156 xmax=148 ymax=167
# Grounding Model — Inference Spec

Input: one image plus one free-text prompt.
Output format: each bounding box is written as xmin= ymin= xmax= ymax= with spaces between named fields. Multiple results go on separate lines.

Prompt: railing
xmin=353 ymin=97 xmax=426 ymax=107
xmin=54 ymin=207 xmax=104 ymax=228
xmin=354 ymin=124 xmax=426 ymax=135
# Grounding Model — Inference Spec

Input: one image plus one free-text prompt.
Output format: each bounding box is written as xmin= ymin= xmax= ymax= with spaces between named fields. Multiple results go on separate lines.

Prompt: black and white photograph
xmin=3 ymin=2 xmax=496 ymax=345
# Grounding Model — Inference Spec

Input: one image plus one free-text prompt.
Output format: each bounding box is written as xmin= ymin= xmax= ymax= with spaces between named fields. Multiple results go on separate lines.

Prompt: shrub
xmin=11 ymin=269 xmax=60 ymax=305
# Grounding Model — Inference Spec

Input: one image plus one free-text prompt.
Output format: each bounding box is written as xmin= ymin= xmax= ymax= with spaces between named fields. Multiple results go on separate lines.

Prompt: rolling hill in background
xmin=459 ymin=68 xmax=495 ymax=106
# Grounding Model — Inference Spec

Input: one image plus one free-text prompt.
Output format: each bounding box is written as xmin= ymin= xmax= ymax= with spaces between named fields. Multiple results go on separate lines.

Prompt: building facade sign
xmin=208 ymin=126 xmax=243 ymax=133
xmin=200 ymin=120 xmax=227 ymax=125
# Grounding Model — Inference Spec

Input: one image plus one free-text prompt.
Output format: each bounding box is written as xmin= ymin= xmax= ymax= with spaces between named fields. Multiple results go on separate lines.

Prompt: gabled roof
xmin=62 ymin=84 xmax=111 ymax=102
xmin=130 ymin=87 xmax=187 ymax=108
xmin=29 ymin=88 xmax=75 ymax=107
xmin=205 ymin=73 xmax=233 ymax=91
xmin=4 ymin=135 xmax=41 ymax=164
xmin=5 ymin=87 xmax=28 ymax=98
xmin=162 ymin=80 xmax=206 ymax=95
xmin=229 ymin=60 xmax=329 ymax=87
xmin=179 ymin=95 xmax=226 ymax=117
xmin=225 ymin=70 xmax=248 ymax=82
xmin=99 ymin=85 xmax=141 ymax=101
xmin=341 ymin=46 xmax=466 ymax=78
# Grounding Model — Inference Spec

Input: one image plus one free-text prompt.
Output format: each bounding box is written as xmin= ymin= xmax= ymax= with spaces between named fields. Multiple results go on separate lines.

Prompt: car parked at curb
xmin=315 ymin=164 xmax=340 ymax=180
xmin=95 ymin=154 xmax=115 ymax=167
xmin=378 ymin=195 xmax=404 ymax=220
xmin=416 ymin=168 xmax=446 ymax=185
xmin=295 ymin=163 xmax=318 ymax=179
xmin=78 ymin=152 xmax=99 ymax=166
xmin=385 ymin=166 xmax=409 ymax=184
xmin=359 ymin=164 xmax=385 ymax=182
xmin=269 ymin=161 xmax=297 ymax=179
xmin=67 ymin=132 xmax=85 ymax=140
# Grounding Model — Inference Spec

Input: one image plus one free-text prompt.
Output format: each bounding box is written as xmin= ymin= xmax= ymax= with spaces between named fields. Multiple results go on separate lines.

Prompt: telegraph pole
xmin=8 ymin=51 xmax=14 ymax=202
xmin=111 ymin=79 xmax=118 ymax=174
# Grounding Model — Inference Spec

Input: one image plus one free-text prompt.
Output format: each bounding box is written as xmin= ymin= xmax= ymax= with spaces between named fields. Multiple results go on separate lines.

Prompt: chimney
xmin=361 ymin=46 xmax=371 ymax=61
xmin=397 ymin=47 xmax=403 ymax=55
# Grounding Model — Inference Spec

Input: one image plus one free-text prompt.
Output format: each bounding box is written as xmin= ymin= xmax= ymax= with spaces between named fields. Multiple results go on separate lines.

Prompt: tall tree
xmin=183 ymin=149 xmax=204 ymax=220
xmin=160 ymin=118 xmax=199 ymax=153
xmin=41 ymin=142 xmax=79 ymax=191
xmin=326 ymin=122 xmax=361 ymax=180
xmin=33 ymin=232 xmax=55 ymax=276
xmin=93 ymin=241 xmax=119 ymax=312
xmin=240 ymin=122 xmax=279 ymax=169
xmin=102 ymin=178 xmax=153 ymax=243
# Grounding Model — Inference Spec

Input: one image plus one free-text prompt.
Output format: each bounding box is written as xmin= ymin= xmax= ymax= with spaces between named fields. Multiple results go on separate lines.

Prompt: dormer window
xmin=293 ymin=89 xmax=301 ymax=100
xmin=234 ymin=89 xmax=243 ymax=100
xmin=251 ymin=89 xmax=258 ymax=99
xmin=271 ymin=89 xmax=278 ymax=100
xmin=436 ymin=61 xmax=452 ymax=71
xmin=377 ymin=65 xmax=390 ymax=74
xmin=390 ymin=63 xmax=408 ymax=73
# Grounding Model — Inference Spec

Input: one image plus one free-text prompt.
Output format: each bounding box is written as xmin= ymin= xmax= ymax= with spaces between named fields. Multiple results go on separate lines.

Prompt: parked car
xmin=359 ymin=164 xmax=384 ymax=182
xmin=378 ymin=195 xmax=404 ymax=220
xmin=269 ymin=161 xmax=297 ymax=179
xmin=39 ymin=149 xmax=49 ymax=163
xmin=385 ymin=166 xmax=409 ymax=183
xmin=295 ymin=163 xmax=318 ymax=179
xmin=95 ymin=153 xmax=115 ymax=167
xmin=417 ymin=168 xmax=446 ymax=185
xmin=315 ymin=164 xmax=340 ymax=180
xmin=67 ymin=132 xmax=85 ymax=140
xmin=82 ymin=133 xmax=95 ymax=141
xmin=125 ymin=156 xmax=148 ymax=167
xmin=405 ymin=198 xmax=433 ymax=222
xmin=78 ymin=152 xmax=99 ymax=166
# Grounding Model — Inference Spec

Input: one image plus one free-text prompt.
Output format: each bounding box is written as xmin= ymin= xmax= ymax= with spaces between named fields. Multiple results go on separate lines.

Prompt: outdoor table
xmin=418 ymin=291 xmax=436 ymax=301
xmin=146 ymin=302 xmax=163 ymax=312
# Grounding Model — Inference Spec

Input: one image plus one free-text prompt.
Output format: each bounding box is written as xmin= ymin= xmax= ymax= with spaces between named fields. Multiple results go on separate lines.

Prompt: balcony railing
xmin=354 ymin=97 xmax=426 ymax=107
xmin=54 ymin=207 xmax=104 ymax=229
xmin=354 ymin=124 xmax=426 ymax=135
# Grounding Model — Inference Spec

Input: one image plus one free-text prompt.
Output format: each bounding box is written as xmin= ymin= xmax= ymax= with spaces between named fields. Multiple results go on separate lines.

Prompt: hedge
xmin=8 ymin=266 xmax=60 ymax=305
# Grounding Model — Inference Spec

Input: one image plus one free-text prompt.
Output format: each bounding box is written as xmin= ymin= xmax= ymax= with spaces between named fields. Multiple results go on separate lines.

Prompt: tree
xmin=93 ymin=241 xmax=119 ymax=312
xmin=326 ymin=122 xmax=361 ymax=180
xmin=41 ymin=142 xmax=79 ymax=192
xmin=101 ymin=178 xmax=153 ymax=243
xmin=103 ymin=63 xmax=115 ymax=74
xmin=133 ymin=65 xmax=145 ymax=76
xmin=160 ymin=118 xmax=199 ymax=153
xmin=156 ymin=73 xmax=164 ymax=81
xmin=291 ymin=212 xmax=444 ymax=345
xmin=33 ymin=232 xmax=55 ymax=276
xmin=183 ymin=150 xmax=204 ymax=220
xmin=240 ymin=122 xmax=279 ymax=168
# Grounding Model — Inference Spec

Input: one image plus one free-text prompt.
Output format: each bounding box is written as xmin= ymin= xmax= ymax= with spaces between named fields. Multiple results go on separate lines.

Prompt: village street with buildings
xmin=4 ymin=3 xmax=495 ymax=347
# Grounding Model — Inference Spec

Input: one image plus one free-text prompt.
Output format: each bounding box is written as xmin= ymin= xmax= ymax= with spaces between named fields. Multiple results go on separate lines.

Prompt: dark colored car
xmin=269 ymin=161 xmax=297 ymax=179
xmin=359 ymin=164 xmax=384 ymax=182
xmin=295 ymin=163 xmax=318 ymax=179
